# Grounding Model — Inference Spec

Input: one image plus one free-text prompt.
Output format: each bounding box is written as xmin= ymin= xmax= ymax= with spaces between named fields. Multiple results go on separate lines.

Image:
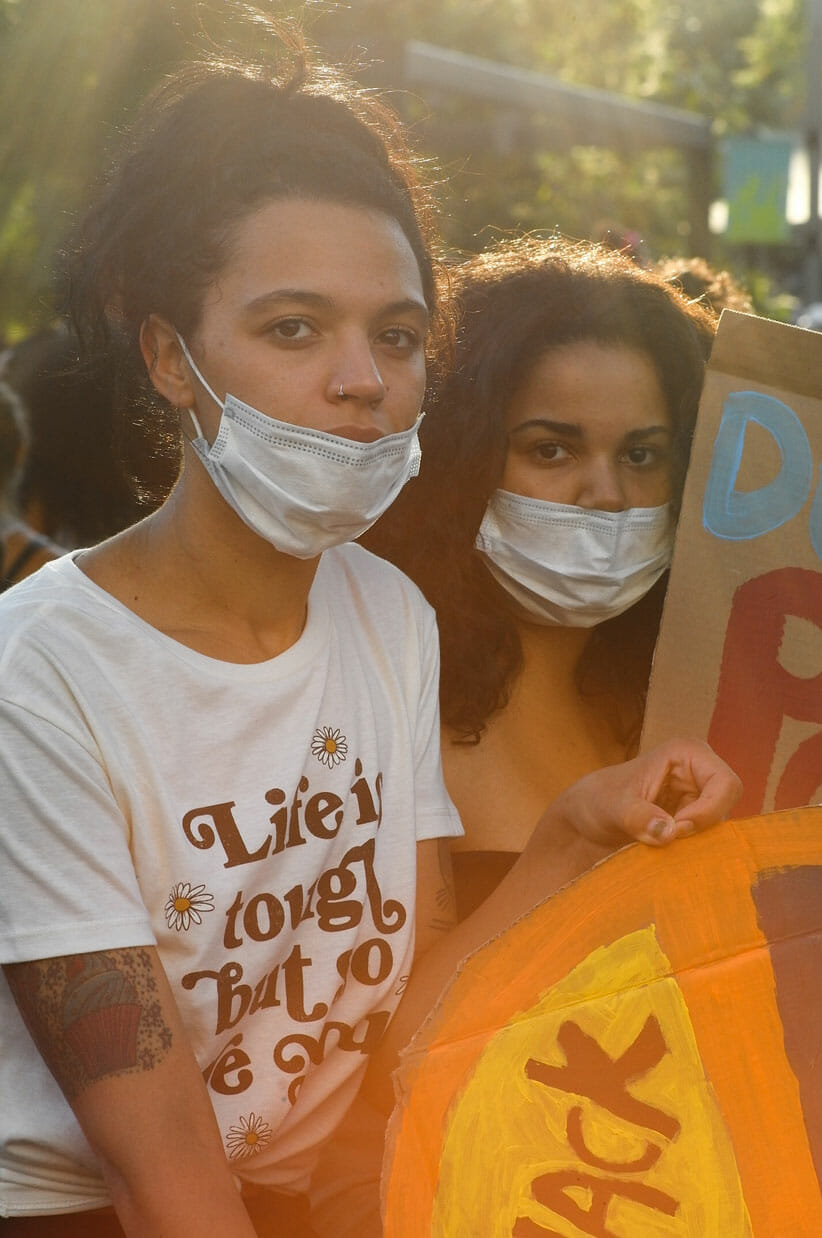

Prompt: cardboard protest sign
xmin=382 ymin=807 xmax=822 ymax=1237
xmin=641 ymin=310 xmax=822 ymax=816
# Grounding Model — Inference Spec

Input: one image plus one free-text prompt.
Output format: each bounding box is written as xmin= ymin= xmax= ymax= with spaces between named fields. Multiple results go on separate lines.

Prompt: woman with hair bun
xmin=0 ymin=31 xmax=739 ymax=1238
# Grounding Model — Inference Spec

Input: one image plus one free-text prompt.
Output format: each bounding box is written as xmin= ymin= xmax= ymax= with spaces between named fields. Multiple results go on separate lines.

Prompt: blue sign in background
xmin=722 ymin=136 xmax=792 ymax=244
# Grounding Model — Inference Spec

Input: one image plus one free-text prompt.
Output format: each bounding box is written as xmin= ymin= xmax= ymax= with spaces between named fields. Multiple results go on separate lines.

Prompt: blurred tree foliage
xmin=0 ymin=0 xmax=806 ymax=338
xmin=309 ymin=0 xmax=805 ymax=274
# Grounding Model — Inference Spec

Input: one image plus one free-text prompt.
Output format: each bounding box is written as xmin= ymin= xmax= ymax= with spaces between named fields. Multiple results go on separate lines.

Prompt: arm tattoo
xmin=429 ymin=838 xmax=458 ymax=934
xmin=4 ymin=948 xmax=173 ymax=1102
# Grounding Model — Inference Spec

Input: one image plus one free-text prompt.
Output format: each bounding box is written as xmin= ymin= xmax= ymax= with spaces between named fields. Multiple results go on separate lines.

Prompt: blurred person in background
xmin=655 ymin=254 xmax=754 ymax=329
xmin=5 ymin=325 xmax=178 ymax=549
xmin=0 ymin=379 xmax=62 ymax=590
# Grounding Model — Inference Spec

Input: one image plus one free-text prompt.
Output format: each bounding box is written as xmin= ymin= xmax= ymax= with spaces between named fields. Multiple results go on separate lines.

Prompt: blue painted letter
xmin=703 ymin=391 xmax=812 ymax=542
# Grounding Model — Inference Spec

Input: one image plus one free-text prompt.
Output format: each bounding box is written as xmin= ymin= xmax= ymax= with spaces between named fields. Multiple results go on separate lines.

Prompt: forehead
xmin=505 ymin=340 xmax=671 ymax=435
xmin=204 ymin=198 xmax=426 ymax=314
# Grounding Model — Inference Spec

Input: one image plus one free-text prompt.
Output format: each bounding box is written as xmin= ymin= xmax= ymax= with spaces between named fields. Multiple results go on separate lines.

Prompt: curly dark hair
xmin=364 ymin=236 xmax=717 ymax=745
xmin=655 ymin=255 xmax=754 ymax=321
xmin=64 ymin=27 xmax=446 ymax=429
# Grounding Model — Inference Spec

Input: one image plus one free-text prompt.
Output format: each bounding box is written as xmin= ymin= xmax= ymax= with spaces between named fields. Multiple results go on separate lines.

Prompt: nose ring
xmin=337 ymin=383 xmax=346 ymax=399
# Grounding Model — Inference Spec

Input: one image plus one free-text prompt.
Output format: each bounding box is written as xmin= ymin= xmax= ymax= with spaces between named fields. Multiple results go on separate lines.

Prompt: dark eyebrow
xmin=508 ymin=418 xmax=672 ymax=441
xmin=622 ymin=424 xmax=673 ymax=442
xmin=245 ymin=289 xmax=335 ymax=314
xmin=381 ymin=297 xmax=431 ymax=325
xmin=244 ymin=289 xmax=430 ymax=325
xmin=508 ymin=419 xmax=583 ymax=438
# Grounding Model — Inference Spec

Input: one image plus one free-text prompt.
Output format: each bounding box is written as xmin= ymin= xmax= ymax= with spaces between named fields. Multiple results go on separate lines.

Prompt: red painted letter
xmin=708 ymin=567 xmax=822 ymax=815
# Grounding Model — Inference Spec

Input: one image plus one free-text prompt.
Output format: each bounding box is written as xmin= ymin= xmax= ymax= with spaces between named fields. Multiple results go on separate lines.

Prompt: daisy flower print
xmin=311 ymin=725 xmax=348 ymax=767
xmin=225 ymin=1112 xmax=273 ymax=1160
xmin=164 ymin=881 xmax=215 ymax=932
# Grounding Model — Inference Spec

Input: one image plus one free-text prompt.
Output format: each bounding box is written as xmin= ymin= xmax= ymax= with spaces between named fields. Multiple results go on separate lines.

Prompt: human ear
xmin=139 ymin=314 xmax=195 ymax=408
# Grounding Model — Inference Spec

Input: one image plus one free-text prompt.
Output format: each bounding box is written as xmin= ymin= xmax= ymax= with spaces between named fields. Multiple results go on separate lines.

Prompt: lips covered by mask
xmin=178 ymin=336 xmax=422 ymax=558
xmin=475 ymin=489 xmax=674 ymax=627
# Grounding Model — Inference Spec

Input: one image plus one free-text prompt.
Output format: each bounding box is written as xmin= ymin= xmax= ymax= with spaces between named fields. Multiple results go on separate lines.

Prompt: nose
xmin=576 ymin=459 xmax=627 ymax=512
xmin=330 ymin=338 xmax=385 ymax=406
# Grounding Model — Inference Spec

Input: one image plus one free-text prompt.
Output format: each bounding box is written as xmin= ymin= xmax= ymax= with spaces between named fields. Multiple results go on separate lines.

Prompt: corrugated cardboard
xmin=641 ymin=310 xmax=822 ymax=815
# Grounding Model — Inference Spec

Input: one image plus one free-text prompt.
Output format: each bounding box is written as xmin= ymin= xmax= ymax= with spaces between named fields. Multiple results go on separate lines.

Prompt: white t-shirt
xmin=0 ymin=544 xmax=462 ymax=1216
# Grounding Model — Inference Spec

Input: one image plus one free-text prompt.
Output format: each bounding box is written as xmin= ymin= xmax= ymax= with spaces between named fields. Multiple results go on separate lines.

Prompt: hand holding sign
xmin=543 ymin=738 xmax=742 ymax=853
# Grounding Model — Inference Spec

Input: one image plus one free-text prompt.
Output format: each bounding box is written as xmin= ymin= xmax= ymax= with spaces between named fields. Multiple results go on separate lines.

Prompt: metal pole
xmin=805 ymin=0 xmax=822 ymax=303
xmin=687 ymin=147 xmax=713 ymax=259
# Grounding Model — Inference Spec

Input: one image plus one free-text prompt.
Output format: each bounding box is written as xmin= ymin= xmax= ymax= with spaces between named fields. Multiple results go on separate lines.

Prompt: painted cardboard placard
xmin=640 ymin=310 xmax=822 ymax=816
xmin=382 ymin=807 xmax=822 ymax=1236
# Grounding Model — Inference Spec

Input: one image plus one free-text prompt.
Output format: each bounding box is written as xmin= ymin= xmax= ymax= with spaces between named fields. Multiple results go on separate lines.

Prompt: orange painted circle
xmin=384 ymin=808 xmax=822 ymax=1236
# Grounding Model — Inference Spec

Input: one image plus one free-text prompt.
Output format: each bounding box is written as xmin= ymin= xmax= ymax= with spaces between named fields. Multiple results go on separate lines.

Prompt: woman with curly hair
xmin=366 ymin=236 xmax=719 ymax=918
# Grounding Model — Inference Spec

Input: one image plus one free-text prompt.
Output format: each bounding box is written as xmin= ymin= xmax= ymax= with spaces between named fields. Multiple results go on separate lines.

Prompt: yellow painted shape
xmin=430 ymin=927 xmax=752 ymax=1238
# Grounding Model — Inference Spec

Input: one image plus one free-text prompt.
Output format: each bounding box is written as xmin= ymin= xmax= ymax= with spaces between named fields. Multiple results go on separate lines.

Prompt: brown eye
xmin=270 ymin=318 xmax=314 ymax=341
xmin=377 ymin=326 xmax=421 ymax=351
xmin=533 ymin=441 xmax=569 ymax=463
xmin=626 ymin=446 xmax=652 ymax=464
xmin=624 ymin=443 xmax=667 ymax=467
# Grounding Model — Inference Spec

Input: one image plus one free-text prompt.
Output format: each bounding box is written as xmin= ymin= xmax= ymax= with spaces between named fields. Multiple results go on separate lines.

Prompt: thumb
xmin=623 ymin=800 xmax=680 ymax=847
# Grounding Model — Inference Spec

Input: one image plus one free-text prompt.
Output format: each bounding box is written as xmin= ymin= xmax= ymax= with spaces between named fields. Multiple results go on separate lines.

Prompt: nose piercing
xmin=337 ymin=383 xmax=346 ymax=399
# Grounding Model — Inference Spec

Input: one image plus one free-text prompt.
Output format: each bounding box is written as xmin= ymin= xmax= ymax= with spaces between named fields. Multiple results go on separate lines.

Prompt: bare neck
xmin=514 ymin=616 xmax=593 ymax=694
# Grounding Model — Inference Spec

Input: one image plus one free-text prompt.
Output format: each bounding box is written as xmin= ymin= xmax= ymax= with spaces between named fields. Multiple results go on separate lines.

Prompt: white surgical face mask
xmin=177 ymin=337 xmax=422 ymax=558
xmin=475 ymin=489 xmax=673 ymax=627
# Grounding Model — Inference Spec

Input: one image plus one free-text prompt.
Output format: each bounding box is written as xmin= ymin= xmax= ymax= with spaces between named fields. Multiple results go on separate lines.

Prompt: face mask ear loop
xmin=187 ymin=407 xmax=206 ymax=440
xmin=175 ymin=332 xmax=224 ymax=412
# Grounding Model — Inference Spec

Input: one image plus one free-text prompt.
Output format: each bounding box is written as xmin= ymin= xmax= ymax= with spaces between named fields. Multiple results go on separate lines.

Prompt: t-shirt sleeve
xmin=411 ymin=602 xmax=464 ymax=844
xmin=0 ymin=698 xmax=155 ymax=963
